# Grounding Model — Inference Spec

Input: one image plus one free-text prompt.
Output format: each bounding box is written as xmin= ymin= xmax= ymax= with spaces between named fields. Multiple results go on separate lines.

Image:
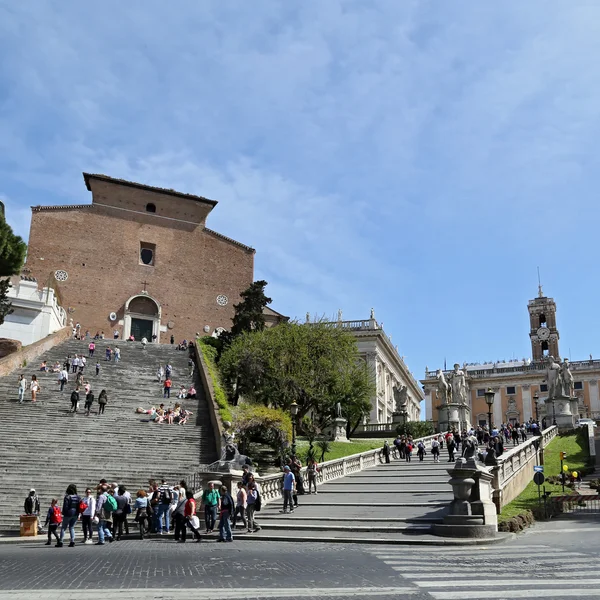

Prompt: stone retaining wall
xmin=0 ymin=327 xmax=71 ymax=378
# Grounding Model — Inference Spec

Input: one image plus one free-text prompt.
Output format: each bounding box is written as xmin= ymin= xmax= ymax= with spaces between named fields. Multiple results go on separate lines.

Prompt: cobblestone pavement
xmin=0 ymin=539 xmax=423 ymax=600
xmin=3 ymin=524 xmax=600 ymax=600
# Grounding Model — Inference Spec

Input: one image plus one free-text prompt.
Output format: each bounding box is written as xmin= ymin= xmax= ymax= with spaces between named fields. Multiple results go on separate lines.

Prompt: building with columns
xmin=311 ymin=311 xmax=423 ymax=427
xmin=422 ymin=289 xmax=600 ymax=429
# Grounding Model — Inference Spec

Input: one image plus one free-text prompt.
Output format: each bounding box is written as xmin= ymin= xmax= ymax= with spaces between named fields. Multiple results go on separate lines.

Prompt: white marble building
xmin=0 ymin=276 xmax=67 ymax=346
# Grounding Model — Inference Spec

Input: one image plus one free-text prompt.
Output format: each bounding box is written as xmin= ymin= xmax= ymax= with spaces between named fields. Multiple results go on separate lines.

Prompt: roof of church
xmin=83 ymin=173 xmax=218 ymax=207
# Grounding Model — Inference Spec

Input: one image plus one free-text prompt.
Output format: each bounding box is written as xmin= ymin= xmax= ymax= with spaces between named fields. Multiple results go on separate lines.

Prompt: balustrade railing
xmin=492 ymin=425 xmax=558 ymax=508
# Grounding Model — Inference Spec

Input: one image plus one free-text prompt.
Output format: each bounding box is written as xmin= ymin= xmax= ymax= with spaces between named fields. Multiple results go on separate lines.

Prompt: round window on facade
xmin=54 ymin=270 xmax=68 ymax=282
xmin=146 ymin=203 xmax=156 ymax=213
xmin=216 ymin=294 xmax=228 ymax=306
xmin=140 ymin=248 xmax=154 ymax=265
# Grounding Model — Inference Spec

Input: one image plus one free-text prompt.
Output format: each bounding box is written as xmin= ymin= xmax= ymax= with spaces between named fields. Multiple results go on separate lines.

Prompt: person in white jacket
xmin=81 ymin=488 xmax=96 ymax=544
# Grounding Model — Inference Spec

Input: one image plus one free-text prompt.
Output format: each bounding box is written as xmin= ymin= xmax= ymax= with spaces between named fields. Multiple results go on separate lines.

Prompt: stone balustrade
xmin=492 ymin=425 xmax=558 ymax=510
xmin=255 ymin=432 xmax=444 ymax=505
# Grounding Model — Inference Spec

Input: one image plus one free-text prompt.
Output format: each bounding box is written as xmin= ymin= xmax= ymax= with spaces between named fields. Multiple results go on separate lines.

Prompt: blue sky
xmin=1 ymin=1 xmax=599 ymax=386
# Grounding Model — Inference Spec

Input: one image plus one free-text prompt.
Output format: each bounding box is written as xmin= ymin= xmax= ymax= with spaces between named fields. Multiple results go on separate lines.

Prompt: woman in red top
xmin=184 ymin=491 xmax=201 ymax=542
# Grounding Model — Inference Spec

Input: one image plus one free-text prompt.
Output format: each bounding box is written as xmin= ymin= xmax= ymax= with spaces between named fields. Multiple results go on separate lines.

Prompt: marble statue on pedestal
xmin=447 ymin=363 xmax=468 ymax=405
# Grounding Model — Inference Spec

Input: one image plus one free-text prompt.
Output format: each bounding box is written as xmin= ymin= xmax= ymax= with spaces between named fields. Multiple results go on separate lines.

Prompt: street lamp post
xmin=533 ymin=392 xmax=540 ymax=423
xmin=485 ymin=388 xmax=495 ymax=433
xmin=290 ymin=401 xmax=299 ymax=456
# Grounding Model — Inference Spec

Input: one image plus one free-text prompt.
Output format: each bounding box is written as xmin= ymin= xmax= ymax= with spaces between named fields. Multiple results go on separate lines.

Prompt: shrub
xmin=198 ymin=339 xmax=232 ymax=423
xmin=396 ymin=421 xmax=435 ymax=438
xmin=233 ymin=404 xmax=292 ymax=457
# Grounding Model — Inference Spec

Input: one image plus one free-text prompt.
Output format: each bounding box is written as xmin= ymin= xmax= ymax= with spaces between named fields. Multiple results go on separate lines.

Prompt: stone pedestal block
xmin=546 ymin=395 xmax=576 ymax=429
xmin=333 ymin=417 xmax=350 ymax=442
xmin=432 ymin=457 xmax=498 ymax=539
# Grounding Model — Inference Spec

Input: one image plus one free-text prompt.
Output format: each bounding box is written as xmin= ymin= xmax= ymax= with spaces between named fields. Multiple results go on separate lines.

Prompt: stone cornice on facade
xmin=354 ymin=328 xmax=424 ymax=402
xmin=31 ymin=204 xmax=92 ymax=212
xmin=204 ymin=228 xmax=255 ymax=253
xmin=83 ymin=172 xmax=218 ymax=207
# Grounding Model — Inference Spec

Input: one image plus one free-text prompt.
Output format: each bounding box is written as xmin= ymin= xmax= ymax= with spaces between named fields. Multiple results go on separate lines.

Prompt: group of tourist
xmin=23 ymin=468 xmax=268 ymax=546
xmin=382 ymin=420 xmax=540 ymax=467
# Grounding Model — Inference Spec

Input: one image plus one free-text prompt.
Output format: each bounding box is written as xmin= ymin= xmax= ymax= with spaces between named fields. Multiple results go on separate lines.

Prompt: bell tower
xmin=528 ymin=284 xmax=560 ymax=361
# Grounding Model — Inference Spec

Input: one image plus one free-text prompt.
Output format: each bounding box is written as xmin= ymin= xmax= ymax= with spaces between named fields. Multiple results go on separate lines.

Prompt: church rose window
xmin=54 ymin=270 xmax=68 ymax=281
xmin=216 ymin=294 xmax=228 ymax=306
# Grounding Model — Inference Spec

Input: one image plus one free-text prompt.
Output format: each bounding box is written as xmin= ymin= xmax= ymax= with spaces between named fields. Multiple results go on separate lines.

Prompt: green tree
xmin=219 ymin=321 xmax=375 ymax=429
xmin=0 ymin=217 xmax=27 ymax=326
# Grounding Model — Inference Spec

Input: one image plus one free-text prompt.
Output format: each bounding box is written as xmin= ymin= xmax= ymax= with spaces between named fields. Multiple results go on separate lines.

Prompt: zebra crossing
xmin=366 ymin=544 xmax=600 ymax=599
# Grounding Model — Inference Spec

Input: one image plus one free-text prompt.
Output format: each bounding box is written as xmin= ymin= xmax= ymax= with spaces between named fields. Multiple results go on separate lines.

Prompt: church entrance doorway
xmin=123 ymin=294 xmax=161 ymax=342
xmin=131 ymin=318 xmax=153 ymax=341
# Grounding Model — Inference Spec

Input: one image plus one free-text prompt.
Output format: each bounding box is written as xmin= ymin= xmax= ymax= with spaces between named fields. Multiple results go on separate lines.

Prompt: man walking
xmin=280 ymin=466 xmax=295 ymax=514
xmin=59 ymin=366 xmax=69 ymax=392
xmin=156 ymin=479 xmax=173 ymax=534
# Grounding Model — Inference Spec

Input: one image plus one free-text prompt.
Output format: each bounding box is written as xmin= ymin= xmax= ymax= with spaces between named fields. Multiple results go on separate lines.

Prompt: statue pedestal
xmin=333 ymin=417 xmax=349 ymax=442
xmin=438 ymin=403 xmax=471 ymax=433
xmin=432 ymin=457 xmax=498 ymax=538
xmin=546 ymin=395 xmax=576 ymax=430
xmin=392 ymin=411 xmax=407 ymax=426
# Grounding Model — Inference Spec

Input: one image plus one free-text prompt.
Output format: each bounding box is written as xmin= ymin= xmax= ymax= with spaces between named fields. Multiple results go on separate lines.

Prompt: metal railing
xmin=551 ymin=494 xmax=600 ymax=515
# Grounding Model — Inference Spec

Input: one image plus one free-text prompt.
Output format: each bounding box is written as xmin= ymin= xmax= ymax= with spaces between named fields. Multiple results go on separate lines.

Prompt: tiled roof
xmin=83 ymin=173 xmax=218 ymax=207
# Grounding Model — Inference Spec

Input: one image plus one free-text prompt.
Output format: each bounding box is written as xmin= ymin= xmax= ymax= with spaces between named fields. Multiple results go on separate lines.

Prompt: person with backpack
xmin=69 ymin=388 xmax=79 ymax=413
xmin=97 ymin=390 xmax=108 ymax=415
xmin=447 ymin=436 xmax=456 ymax=462
xmin=84 ymin=390 xmax=94 ymax=416
xmin=202 ymin=482 xmax=220 ymax=534
xmin=431 ymin=438 xmax=440 ymax=463
xmin=43 ymin=499 xmax=62 ymax=545
xmin=57 ymin=484 xmax=80 ymax=548
xmin=246 ymin=482 xmax=261 ymax=533
xmin=405 ymin=441 xmax=413 ymax=462
xmin=416 ymin=441 xmax=426 ymax=462
xmin=155 ymin=479 xmax=173 ymax=535
xmin=113 ymin=486 xmax=129 ymax=541
xmin=95 ymin=486 xmax=116 ymax=545
xmin=218 ymin=485 xmax=235 ymax=542
xmin=80 ymin=488 xmax=95 ymax=544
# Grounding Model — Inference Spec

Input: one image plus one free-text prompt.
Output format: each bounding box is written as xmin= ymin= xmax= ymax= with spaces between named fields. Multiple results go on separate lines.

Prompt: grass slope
xmin=499 ymin=432 xmax=588 ymax=522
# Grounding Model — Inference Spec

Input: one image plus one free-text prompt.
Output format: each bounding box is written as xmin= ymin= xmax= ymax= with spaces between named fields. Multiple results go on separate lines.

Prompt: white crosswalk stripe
xmin=366 ymin=544 xmax=600 ymax=599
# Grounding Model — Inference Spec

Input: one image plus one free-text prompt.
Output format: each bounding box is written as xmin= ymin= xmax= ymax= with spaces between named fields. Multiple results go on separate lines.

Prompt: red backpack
xmin=51 ymin=506 xmax=63 ymax=524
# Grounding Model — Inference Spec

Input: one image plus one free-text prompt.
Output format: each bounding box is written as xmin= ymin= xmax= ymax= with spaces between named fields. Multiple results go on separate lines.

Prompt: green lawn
xmin=295 ymin=439 xmax=386 ymax=463
xmin=499 ymin=432 xmax=589 ymax=522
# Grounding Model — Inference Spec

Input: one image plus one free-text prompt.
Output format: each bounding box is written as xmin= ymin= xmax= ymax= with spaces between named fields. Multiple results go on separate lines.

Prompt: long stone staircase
xmin=252 ymin=456 xmax=454 ymax=543
xmin=0 ymin=337 xmax=217 ymax=531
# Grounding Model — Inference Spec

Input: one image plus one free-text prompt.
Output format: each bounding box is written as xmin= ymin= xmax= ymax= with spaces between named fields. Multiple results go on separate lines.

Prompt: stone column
xmin=493 ymin=388 xmax=503 ymax=426
xmin=589 ymin=380 xmax=600 ymax=417
xmin=521 ymin=385 xmax=532 ymax=423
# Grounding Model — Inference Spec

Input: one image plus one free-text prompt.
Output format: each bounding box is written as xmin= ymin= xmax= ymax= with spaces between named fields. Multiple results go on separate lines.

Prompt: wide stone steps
xmin=0 ymin=337 xmax=217 ymax=531
xmin=249 ymin=453 xmax=454 ymax=544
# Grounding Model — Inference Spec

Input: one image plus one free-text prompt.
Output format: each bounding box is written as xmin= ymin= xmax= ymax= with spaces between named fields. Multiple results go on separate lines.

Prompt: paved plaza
xmin=2 ymin=518 xmax=600 ymax=600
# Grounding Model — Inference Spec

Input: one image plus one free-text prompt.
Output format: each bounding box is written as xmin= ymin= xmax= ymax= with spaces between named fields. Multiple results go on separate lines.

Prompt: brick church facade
xmin=24 ymin=173 xmax=255 ymax=343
